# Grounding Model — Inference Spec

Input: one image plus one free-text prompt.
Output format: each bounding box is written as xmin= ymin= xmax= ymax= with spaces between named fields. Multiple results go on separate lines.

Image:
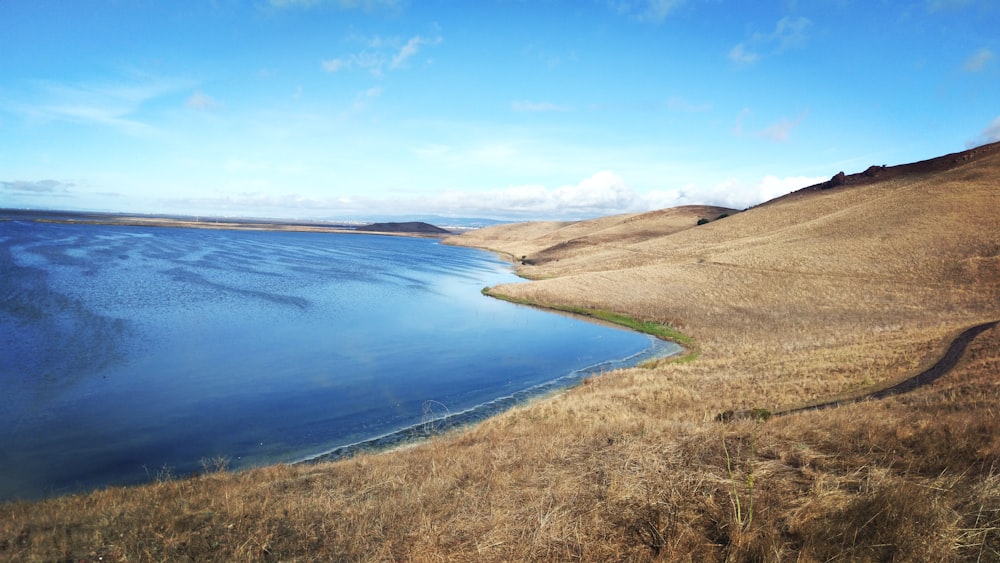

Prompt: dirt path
xmin=719 ymin=320 xmax=999 ymax=421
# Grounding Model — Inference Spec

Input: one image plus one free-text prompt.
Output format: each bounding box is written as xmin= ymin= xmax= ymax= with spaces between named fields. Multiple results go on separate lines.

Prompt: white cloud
xmin=755 ymin=175 xmax=821 ymax=202
xmin=732 ymin=108 xmax=805 ymax=142
xmin=321 ymin=50 xmax=386 ymax=76
xmin=0 ymin=179 xmax=75 ymax=193
xmin=728 ymin=44 xmax=758 ymax=64
xmin=321 ymin=58 xmax=348 ymax=72
xmin=390 ymin=35 xmax=441 ymax=69
xmin=159 ymin=170 xmax=831 ymax=220
xmin=322 ymin=34 xmax=441 ymax=76
xmin=729 ymin=16 xmax=812 ymax=64
xmin=174 ymin=172 xmax=641 ymax=220
xmin=7 ymin=77 xmax=188 ymax=136
xmin=427 ymin=171 xmax=638 ymax=218
xmin=346 ymin=86 xmax=382 ymax=115
xmin=969 ymin=115 xmax=1000 ymax=147
xmin=926 ymin=0 xmax=974 ymax=12
xmin=677 ymin=175 xmax=826 ymax=210
xmin=963 ymin=48 xmax=994 ymax=72
xmin=423 ymin=172 xmax=826 ymax=217
xmin=186 ymin=91 xmax=223 ymax=110
xmin=732 ymin=107 xmax=751 ymax=136
xmin=757 ymin=115 xmax=803 ymax=142
xmin=270 ymin=0 xmax=403 ymax=10
xmin=768 ymin=16 xmax=812 ymax=51
xmin=609 ymin=0 xmax=684 ymax=24
xmin=269 ymin=0 xmax=320 ymax=6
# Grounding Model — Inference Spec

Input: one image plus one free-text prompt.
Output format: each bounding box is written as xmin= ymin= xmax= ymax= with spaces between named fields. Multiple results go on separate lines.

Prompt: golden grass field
xmin=2 ymin=143 xmax=999 ymax=561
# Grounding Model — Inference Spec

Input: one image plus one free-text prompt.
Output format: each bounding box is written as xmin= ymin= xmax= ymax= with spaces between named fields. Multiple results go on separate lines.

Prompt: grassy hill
xmin=3 ymin=143 xmax=999 ymax=561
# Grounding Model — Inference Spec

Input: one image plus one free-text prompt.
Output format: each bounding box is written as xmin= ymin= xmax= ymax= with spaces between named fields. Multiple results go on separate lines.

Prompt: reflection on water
xmin=0 ymin=220 xmax=678 ymax=501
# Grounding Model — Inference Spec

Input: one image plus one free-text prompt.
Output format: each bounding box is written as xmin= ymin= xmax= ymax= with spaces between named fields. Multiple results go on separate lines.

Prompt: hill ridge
xmin=764 ymin=140 xmax=1000 ymax=206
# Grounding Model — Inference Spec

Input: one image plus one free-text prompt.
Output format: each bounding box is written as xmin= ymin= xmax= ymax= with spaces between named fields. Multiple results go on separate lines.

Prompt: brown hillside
xmin=450 ymin=205 xmax=737 ymax=273
xmin=3 ymin=147 xmax=999 ymax=561
xmin=459 ymin=144 xmax=1000 ymax=323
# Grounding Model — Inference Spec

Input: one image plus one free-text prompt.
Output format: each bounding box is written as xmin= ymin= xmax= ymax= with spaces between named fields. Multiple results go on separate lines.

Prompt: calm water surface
xmin=0 ymin=220 xmax=677 ymax=500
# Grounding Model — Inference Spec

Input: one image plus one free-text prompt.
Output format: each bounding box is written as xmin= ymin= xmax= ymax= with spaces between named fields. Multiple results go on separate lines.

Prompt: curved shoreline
xmin=299 ymin=336 xmax=681 ymax=464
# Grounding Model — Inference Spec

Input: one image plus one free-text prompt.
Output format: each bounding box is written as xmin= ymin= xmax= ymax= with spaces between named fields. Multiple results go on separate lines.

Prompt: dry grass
xmin=3 ymin=145 xmax=1000 ymax=561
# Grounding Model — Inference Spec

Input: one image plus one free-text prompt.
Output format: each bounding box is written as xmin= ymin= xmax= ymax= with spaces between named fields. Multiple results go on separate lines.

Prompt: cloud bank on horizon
xmin=1 ymin=0 xmax=997 ymax=221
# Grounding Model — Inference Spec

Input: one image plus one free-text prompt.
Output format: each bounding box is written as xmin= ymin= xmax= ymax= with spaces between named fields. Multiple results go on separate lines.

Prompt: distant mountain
xmin=325 ymin=214 xmax=511 ymax=229
xmin=353 ymin=221 xmax=452 ymax=235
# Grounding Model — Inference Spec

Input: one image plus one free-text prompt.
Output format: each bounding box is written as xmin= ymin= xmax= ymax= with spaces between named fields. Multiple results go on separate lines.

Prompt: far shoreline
xmin=0 ymin=208 xmax=457 ymax=238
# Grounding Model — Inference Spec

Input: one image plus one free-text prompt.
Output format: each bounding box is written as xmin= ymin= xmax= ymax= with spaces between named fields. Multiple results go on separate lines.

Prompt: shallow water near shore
xmin=0 ymin=220 xmax=678 ymax=501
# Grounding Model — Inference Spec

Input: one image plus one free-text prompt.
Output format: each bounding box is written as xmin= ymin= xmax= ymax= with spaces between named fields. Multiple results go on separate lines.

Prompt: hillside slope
xmin=457 ymin=142 xmax=1000 ymax=367
xmin=450 ymin=204 xmax=737 ymax=274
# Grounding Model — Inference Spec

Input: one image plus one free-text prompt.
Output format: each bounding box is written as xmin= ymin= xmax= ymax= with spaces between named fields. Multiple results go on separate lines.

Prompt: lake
xmin=0 ymin=220 xmax=679 ymax=501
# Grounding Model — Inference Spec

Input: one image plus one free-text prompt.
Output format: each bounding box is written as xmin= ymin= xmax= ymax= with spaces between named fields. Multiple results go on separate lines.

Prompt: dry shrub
xmin=795 ymin=473 xmax=960 ymax=562
xmin=954 ymin=470 xmax=1000 ymax=561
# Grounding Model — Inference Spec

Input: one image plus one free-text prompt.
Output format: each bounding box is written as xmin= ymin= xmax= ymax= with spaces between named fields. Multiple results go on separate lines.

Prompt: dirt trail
xmin=719 ymin=320 xmax=999 ymax=421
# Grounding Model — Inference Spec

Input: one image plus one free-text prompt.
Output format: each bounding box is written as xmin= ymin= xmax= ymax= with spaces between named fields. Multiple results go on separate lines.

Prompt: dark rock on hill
xmin=763 ymin=140 xmax=1000 ymax=205
xmin=354 ymin=221 xmax=452 ymax=235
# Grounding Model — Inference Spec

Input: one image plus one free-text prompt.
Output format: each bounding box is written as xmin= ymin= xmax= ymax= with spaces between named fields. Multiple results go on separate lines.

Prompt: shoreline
xmin=297 ymin=335 xmax=682 ymax=466
xmin=0 ymin=208 xmax=454 ymax=238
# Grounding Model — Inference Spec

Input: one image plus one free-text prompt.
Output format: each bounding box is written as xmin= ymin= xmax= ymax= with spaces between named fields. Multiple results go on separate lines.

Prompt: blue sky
xmin=1 ymin=0 xmax=998 ymax=221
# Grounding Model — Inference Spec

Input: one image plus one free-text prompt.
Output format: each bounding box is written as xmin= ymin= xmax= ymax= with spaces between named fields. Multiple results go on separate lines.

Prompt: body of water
xmin=0 ymin=220 xmax=678 ymax=500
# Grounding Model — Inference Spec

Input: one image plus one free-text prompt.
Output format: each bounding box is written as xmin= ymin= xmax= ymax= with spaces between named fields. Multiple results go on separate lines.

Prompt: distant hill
xmin=325 ymin=214 xmax=511 ymax=229
xmin=354 ymin=221 xmax=452 ymax=235
xmin=447 ymin=204 xmax=739 ymax=269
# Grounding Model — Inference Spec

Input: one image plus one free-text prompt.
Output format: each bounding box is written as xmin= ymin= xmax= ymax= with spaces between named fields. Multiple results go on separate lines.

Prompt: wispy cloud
xmin=321 ymin=50 xmax=385 ymax=75
xmin=421 ymin=171 xmax=816 ymax=218
xmin=968 ymin=115 xmax=1000 ymax=147
xmin=963 ymin=48 xmax=994 ymax=72
xmin=680 ymin=175 xmax=826 ymax=209
xmin=523 ymin=44 xmax=575 ymax=69
xmin=391 ymin=35 xmax=441 ymax=69
xmin=322 ymin=33 xmax=441 ymax=76
xmin=428 ymin=171 xmax=642 ymax=219
xmin=0 ymin=179 xmax=75 ymax=194
xmin=269 ymin=0 xmax=320 ymax=6
xmin=186 ymin=91 xmax=224 ymax=110
xmin=608 ymin=0 xmax=684 ymax=24
xmin=269 ymin=0 xmax=404 ymax=11
xmin=159 ymin=165 xmax=831 ymax=220
xmin=732 ymin=107 xmax=752 ymax=136
xmin=757 ymin=115 xmax=804 ymax=142
xmin=5 ymin=77 xmax=188 ymax=136
xmin=732 ymin=108 xmax=804 ymax=142
xmin=346 ymin=86 xmax=382 ymax=115
xmin=728 ymin=44 xmax=758 ymax=64
xmin=925 ymin=0 xmax=974 ymax=12
xmin=729 ymin=16 xmax=812 ymax=65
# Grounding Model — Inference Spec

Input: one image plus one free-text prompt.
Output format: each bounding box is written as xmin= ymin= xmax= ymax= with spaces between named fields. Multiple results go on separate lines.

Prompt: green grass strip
xmin=482 ymin=287 xmax=698 ymax=361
